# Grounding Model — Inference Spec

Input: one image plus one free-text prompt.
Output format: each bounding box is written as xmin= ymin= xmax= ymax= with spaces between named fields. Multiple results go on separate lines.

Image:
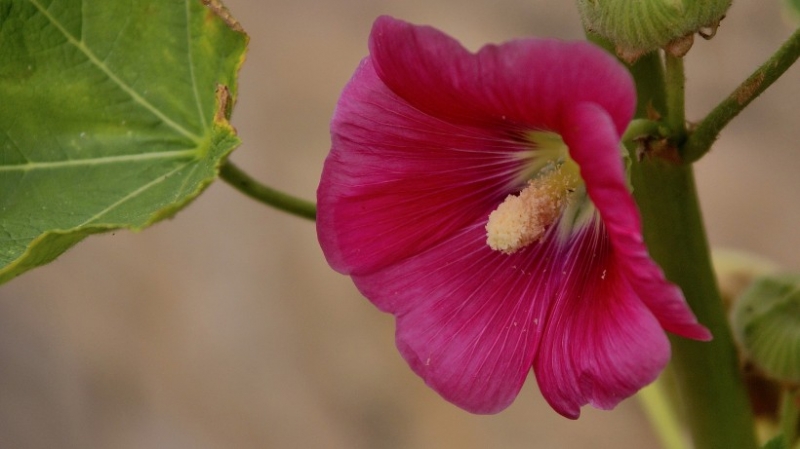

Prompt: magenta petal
xmin=533 ymin=225 xmax=670 ymax=418
xmin=319 ymin=58 xmax=528 ymax=275
xmin=369 ymin=16 xmax=635 ymax=133
xmin=320 ymin=16 xmax=637 ymax=277
xmin=561 ymin=102 xmax=711 ymax=341
xmin=355 ymin=224 xmax=563 ymax=414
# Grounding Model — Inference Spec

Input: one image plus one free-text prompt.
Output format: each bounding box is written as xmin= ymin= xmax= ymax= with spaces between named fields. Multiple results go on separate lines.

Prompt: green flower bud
xmin=577 ymin=0 xmax=732 ymax=61
xmin=731 ymin=274 xmax=800 ymax=385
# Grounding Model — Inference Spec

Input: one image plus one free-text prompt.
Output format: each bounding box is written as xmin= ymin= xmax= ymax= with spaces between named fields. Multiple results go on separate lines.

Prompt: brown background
xmin=2 ymin=1 xmax=798 ymax=448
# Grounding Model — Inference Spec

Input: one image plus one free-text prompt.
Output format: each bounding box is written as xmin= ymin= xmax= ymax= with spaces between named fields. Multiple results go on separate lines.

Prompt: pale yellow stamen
xmin=486 ymin=169 xmax=574 ymax=254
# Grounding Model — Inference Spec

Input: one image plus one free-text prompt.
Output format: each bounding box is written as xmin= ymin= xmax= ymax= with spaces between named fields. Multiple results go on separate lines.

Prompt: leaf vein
xmin=26 ymin=0 xmax=203 ymax=143
xmin=0 ymin=150 xmax=197 ymax=172
xmin=185 ymin=0 xmax=207 ymax=130
xmin=77 ymin=162 xmax=191 ymax=226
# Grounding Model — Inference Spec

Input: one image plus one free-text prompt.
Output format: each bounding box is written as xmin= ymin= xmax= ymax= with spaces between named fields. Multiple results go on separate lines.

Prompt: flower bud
xmin=577 ymin=0 xmax=732 ymax=61
xmin=731 ymin=274 xmax=800 ymax=385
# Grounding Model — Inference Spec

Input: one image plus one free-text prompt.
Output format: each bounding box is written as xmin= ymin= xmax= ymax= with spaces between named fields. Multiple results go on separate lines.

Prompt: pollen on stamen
xmin=486 ymin=171 xmax=571 ymax=254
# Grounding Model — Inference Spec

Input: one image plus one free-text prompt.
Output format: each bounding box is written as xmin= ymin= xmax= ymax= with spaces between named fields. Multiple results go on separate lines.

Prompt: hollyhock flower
xmin=317 ymin=16 xmax=711 ymax=418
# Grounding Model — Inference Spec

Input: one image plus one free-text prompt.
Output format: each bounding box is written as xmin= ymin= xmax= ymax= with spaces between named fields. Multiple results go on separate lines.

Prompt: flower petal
xmin=369 ymin=16 xmax=635 ymax=134
xmin=561 ymin=102 xmax=711 ymax=341
xmin=317 ymin=16 xmax=709 ymax=419
xmin=319 ymin=16 xmax=638 ymax=278
xmin=534 ymin=223 xmax=671 ymax=418
xmin=319 ymin=58 xmax=530 ymax=276
xmin=354 ymin=224 xmax=565 ymax=414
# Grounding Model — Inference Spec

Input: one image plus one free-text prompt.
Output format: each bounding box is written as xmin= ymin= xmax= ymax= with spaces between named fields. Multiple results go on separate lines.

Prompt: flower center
xmin=485 ymin=167 xmax=578 ymax=254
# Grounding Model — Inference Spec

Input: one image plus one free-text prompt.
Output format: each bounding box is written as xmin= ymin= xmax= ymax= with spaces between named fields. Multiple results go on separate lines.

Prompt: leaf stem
xmin=682 ymin=26 xmax=800 ymax=164
xmin=219 ymin=160 xmax=317 ymax=221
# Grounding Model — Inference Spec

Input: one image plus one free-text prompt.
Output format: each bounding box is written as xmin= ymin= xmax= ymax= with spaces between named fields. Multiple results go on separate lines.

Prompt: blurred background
xmin=2 ymin=1 xmax=798 ymax=448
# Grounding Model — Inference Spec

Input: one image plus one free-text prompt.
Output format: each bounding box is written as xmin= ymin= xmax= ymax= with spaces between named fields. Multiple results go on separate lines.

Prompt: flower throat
xmin=485 ymin=132 xmax=579 ymax=254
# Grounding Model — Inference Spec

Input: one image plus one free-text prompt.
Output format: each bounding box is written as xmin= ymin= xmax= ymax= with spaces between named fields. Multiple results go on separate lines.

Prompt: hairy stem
xmin=682 ymin=27 xmax=800 ymax=163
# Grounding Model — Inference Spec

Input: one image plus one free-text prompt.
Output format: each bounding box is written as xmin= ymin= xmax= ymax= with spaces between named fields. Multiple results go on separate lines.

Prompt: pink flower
xmin=317 ymin=16 xmax=711 ymax=418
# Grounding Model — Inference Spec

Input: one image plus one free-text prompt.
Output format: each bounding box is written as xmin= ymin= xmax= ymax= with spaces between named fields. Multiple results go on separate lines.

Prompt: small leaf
xmin=0 ymin=0 xmax=248 ymax=283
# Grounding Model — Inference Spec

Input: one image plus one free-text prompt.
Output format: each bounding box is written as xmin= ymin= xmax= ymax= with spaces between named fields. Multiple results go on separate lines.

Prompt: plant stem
xmin=630 ymin=160 xmax=758 ymax=449
xmin=626 ymin=48 xmax=758 ymax=449
xmin=219 ymin=160 xmax=317 ymax=221
xmin=682 ymin=26 xmax=800 ymax=163
xmin=592 ymin=35 xmax=760 ymax=449
xmin=628 ymin=51 xmax=668 ymax=117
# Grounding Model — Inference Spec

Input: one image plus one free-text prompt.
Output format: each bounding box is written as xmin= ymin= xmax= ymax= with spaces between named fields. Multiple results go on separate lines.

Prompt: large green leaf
xmin=0 ymin=0 xmax=247 ymax=283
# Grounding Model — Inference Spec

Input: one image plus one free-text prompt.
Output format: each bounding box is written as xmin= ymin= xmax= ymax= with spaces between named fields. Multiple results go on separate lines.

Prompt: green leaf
xmin=0 ymin=0 xmax=247 ymax=284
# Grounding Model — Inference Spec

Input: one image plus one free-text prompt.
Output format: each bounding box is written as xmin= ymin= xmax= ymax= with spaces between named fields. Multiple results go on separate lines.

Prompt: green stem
xmin=780 ymin=388 xmax=799 ymax=448
xmin=631 ymin=160 xmax=758 ymax=449
xmin=587 ymin=32 xmax=760 ymax=449
xmin=664 ymin=53 xmax=687 ymax=143
xmin=683 ymin=26 xmax=800 ymax=164
xmin=625 ymin=46 xmax=757 ymax=449
xmin=219 ymin=160 xmax=317 ymax=221
xmin=628 ymin=51 xmax=667 ymax=118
